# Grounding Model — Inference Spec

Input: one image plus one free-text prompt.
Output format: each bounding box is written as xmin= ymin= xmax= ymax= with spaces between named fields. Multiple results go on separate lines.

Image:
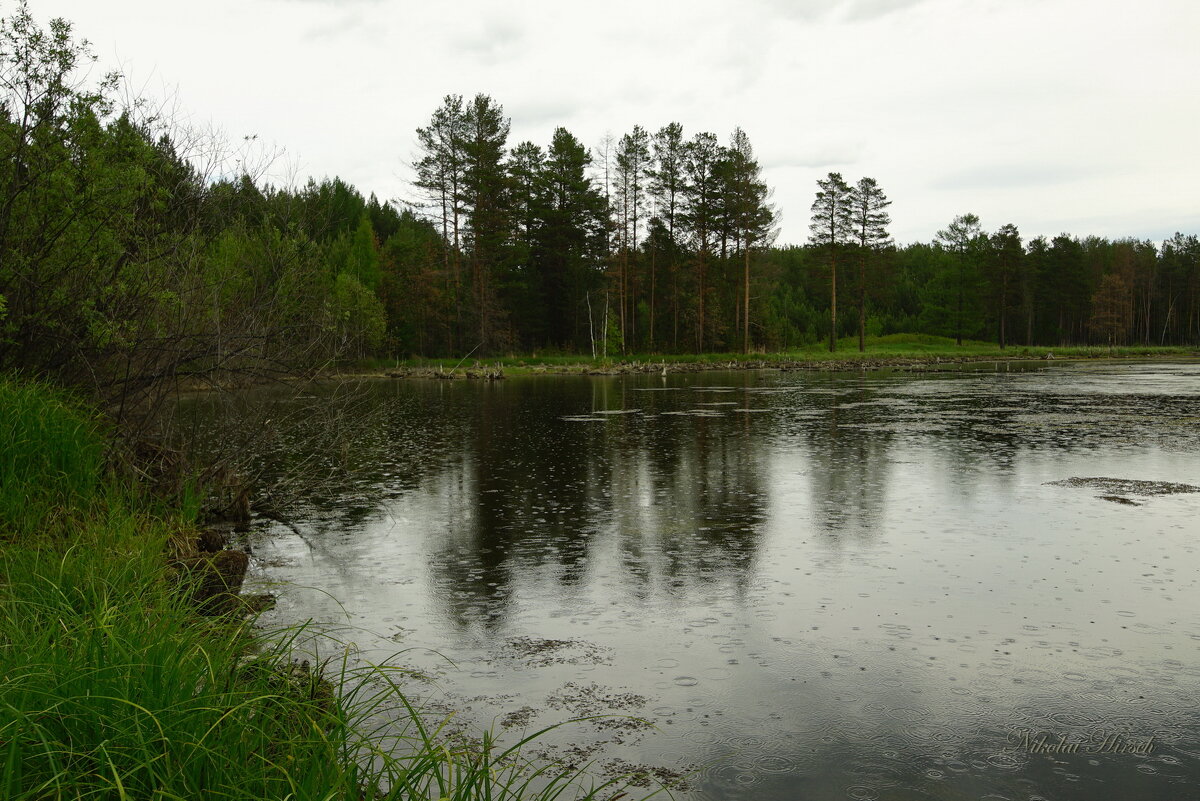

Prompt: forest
xmin=3 ymin=4 xmax=1198 ymax=418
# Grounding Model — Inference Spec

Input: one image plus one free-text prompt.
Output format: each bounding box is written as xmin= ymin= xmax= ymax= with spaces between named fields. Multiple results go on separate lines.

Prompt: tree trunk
xmin=999 ymin=272 xmax=1007 ymax=349
xmin=649 ymin=243 xmax=656 ymax=350
xmin=955 ymin=259 xmax=963 ymax=346
xmin=829 ymin=250 xmax=838 ymax=353
xmin=858 ymin=249 xmax=867 ymax=352
xmin=743 ymin=240 xmax=751 ymax=354
xmin=697 ymin=250 xmax=706 ymax=352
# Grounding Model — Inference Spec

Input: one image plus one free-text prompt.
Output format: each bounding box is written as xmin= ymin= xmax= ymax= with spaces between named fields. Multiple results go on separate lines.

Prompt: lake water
xmin=216 ymin=361 xmax=1200 ymax=800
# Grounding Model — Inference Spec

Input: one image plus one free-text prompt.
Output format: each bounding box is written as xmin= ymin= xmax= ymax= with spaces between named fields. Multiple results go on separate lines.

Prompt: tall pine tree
xmin=809 ymin=172 xmax=853 ymax=352
xmin=847 ymin=177 xmax=892 ymax=352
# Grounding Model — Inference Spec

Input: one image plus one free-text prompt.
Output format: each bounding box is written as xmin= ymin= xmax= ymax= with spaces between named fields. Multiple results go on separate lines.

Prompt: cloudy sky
xmin=28 ymin=0 xmax=1200 ymax=246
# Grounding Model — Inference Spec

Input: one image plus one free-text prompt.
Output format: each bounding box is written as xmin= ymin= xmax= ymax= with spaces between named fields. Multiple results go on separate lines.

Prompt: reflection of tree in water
xmin=189 ymin=375 xmax=771 ymax=629
xmin=415 ymin=376 xmax=771 ymax=629
xmin=628 ymin=407 xmax=768 ymax=599
xmin=802 ymin=377 xmax=894 ymax=547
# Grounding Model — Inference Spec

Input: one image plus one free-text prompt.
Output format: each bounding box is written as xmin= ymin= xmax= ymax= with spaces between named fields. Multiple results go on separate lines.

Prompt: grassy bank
xmin=349 ymin=335 xmax=1198 ymax=377
xmin=0 ymin=377 xmax=626 ymax=800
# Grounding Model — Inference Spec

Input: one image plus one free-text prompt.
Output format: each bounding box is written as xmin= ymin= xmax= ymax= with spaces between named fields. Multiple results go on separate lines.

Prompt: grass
xmin=0 ymin=376 xmax=647 ymax=800
xmin=346 ymin=334 xmax=1198 ymax=376
xmin=0 ymin=377 xmax=106 ymax=535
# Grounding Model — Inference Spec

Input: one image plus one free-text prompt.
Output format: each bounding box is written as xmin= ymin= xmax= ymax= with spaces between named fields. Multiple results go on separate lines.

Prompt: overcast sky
xmin=28 ymin=0 xmax=1200 ymax=246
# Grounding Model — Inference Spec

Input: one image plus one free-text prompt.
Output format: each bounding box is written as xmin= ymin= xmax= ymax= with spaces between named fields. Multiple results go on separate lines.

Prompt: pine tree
xmin=809 ymin=172 xmax=853 ymax=352
xmin=681 ymin=132 xmax=723 ymax=351
xmin=614 ymin=126 xmax=650 ymax=350
xmin=1159 ymin=233 xmax=1200 ymax=344
xmin=847 ymin=177 xmax=892 ymax=352
xmin=414 ymin=95 xmax=468 ymax=344
xmin=649 ymin=122 xmax=686 ymax=349
xmin=507 ymin=140 xmax=546 ymax=345
xmin=988 ymin=223 xmax=1022 ymax=349
xmin=540 ymin=127 xmax=608 ymax=349
xmin=726 ymin=128 xmax=774 ymax=353
xmin=460 ymin=94 xmax=511 ymax=351
xmin=935 ymin=213 xmax=985 ymax=346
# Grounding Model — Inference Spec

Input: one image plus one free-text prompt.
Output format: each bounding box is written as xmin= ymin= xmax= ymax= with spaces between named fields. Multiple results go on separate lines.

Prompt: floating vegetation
xmin=490 ymin=636 xmax=612 ymax=668
xmin=1045 ymin=477 xmax=1200 ymax=496
xmin=1099 ymin=495 xmax=1143 ymax=506
xmin=598 ymin=758 xmax=695 ymax=790
xmin=499 ymin=705 xmax=540 ymax=729
xmin=545 ymin=682 xmax=649 ymax=717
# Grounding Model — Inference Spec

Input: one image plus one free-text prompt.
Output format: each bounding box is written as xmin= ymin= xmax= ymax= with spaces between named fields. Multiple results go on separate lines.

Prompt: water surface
xmin=221 ymin=362 xmax=1200 ymax=799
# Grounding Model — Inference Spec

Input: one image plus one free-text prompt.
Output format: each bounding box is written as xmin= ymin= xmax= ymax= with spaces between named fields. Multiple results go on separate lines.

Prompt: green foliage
xmin=344 ymin=215 xmax=382 ymax=290
xmin=917 ymin=243 xmax=984 ymax=339
xmin=329 ymin=272 xmax=386 ymax=356
xmin=762 ymin=284 xmax=823 ymax=348
xmin=604 ymin=304 xmax=624 ymax=357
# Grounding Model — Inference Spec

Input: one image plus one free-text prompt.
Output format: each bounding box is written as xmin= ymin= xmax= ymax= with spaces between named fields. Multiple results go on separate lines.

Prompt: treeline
xmin=410 ymin=94 xmax=775 ymax=356
xmin=403 ymin=95 xmax=1200 ymax=355
xmin=3 ymin=7 xmax=1198 ymax=422
xmin=776 ymin=204 xmax=1200 ymax=350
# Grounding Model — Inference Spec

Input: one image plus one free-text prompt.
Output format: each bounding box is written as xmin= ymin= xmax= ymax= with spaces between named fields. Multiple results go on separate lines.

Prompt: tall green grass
xmin=0 ymin=538 xmax=624 ymax=799
xmin=0 ymin=376 xmax=106 ymax=535
xmin=0 ymin=378 xmax=641 ymax=800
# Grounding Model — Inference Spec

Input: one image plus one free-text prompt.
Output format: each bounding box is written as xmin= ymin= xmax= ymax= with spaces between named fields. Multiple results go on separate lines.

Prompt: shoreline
xmin=162 ymin=348 xmax=1200 ymax=398
xmin=344 ymin=350 xmax=1200 ymax=381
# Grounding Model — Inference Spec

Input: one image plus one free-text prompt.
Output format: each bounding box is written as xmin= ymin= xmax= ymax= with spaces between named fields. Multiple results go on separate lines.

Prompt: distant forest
xmin=2 ymin=7 xmax=1197 ymax=410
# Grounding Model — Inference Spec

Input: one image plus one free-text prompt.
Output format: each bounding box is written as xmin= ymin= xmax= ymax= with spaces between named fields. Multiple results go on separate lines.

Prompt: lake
xmin=206 ymin=361 xmax=1200 ymax=800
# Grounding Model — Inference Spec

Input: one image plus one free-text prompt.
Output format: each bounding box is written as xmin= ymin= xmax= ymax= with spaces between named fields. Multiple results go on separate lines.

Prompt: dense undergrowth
xmin=0 ymin=376 xmax=631 ymax=800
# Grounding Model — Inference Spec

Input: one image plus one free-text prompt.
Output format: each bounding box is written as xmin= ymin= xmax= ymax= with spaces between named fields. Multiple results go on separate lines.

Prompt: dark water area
xmin=186 ymin=362 xmax=1200 ymax=800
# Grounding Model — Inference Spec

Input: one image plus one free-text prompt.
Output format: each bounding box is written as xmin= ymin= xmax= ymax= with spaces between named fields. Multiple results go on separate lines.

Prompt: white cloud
xmin=29 ymin=0 xmax=1200 ymax=245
